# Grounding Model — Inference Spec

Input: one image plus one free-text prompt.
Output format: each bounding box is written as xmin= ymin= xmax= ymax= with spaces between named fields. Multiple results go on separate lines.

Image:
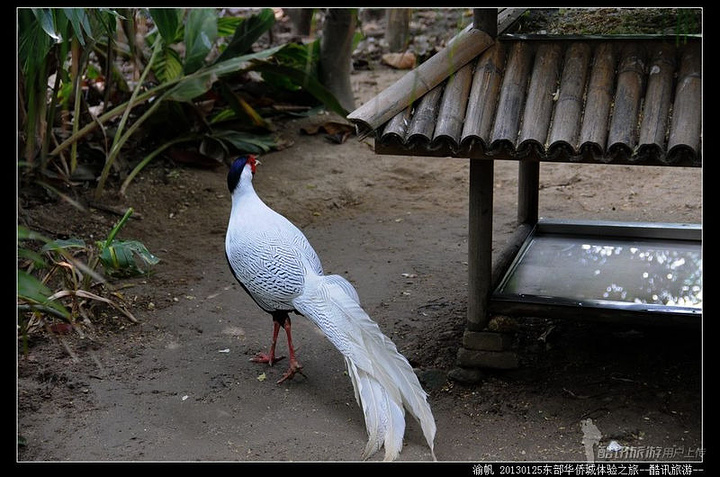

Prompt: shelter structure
xmin=347 ymin=9 xmax=702 ymax=378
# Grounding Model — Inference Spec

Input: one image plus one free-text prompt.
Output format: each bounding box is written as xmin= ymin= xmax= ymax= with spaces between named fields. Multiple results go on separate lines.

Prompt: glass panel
xmin=497 ymin=234 xmax=702 ymax=309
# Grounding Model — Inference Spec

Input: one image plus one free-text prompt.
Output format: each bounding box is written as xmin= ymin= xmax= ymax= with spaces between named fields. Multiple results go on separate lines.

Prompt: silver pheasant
xmin=224 ymin=155 xmax=436 ymax=461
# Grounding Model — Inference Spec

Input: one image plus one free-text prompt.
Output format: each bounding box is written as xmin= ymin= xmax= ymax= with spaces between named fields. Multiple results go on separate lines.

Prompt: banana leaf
xmin=164 ymin=43 xmax=285 ymax=102
xmin=215 ymin=8 xmax=275 ymax=63
xmin=250 ymin=61 xmax=349 ymax=117
xmin=154 ymin=46 xmax=183 ymax=83
xmin=183 ymin=8 xmax=218 ymax=74
xmin=149 ymin=8 xmax=182 ymax=43
xmin=210 ymin=130 xmax=276 ymax=154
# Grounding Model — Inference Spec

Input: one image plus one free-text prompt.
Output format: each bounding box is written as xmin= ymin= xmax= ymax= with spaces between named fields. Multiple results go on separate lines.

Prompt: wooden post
xmin=466 ymin=8 xmax=499 ymax=332
xmin=386 ymin=9 xmax=412 ymax=52
xmin=518 ymin=160 xmax=539 ymax=225
xmin=473 ymin=9 xmax=498 ymax=37
xmin=467 ymin=158 xmax=494 ymax=331
xmin=287 ymin=8 xmax=314 ymax=37
xmin=320 ymin=9 xmax=357 ymax=113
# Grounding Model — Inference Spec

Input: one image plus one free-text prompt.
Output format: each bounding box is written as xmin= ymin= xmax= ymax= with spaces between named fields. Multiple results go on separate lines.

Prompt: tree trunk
xmin=287 ymin=8 xmax=314 ymax=37
xmin=385 ymin=9 xmax=412 ymax=52
xmin=319 ymin=9 xmax=356 ymax=113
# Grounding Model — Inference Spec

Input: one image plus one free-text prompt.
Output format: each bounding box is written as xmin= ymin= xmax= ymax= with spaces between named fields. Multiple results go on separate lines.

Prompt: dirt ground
xmin=17 ymin=8 xmax=703 ymax=466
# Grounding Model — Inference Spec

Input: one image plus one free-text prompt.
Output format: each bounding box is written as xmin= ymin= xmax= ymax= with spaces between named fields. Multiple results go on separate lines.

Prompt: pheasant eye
xmin=248 ymin=155 xmax=257 ymax=174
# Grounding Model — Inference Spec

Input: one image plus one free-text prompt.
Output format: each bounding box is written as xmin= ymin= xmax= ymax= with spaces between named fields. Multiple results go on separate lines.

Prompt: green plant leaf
xmin=99 ymin=240 xmax=160 ymax=276
xmin=217 ymin=16 xmax=243 ymax=37
xmin=41 ymin=238 xmax=86 ymax=253
xmin=102 ymin=207 xmax=135 ymax=248
xmin=183 ymin=8 xmax=218 ymax=74
xmin=155 ymin=46 xmax=184 ymax=83
xmin=18 ymin=248 xmax=47 ymax=269
xmin=33 ymin=8 xmax=63 ymax=43
xmin=165 ymin=72 xmax=218 ymax=101
xmin=215 ymin=8 xmax=275 ymax=63
xmin=210 ymin=130 xmax=276 ymax=154
xmin=17 ymin=270 xmax=72 ymax=319
xmin=62 ymin=8 xmax=93 ymax=46
xmin=19 ymin=9 xmax=61 ymax=81
xmin=18 ymin=225 xmax=49 ymax=243
xmin=251 ymin=61 xmax=349 ymax=117
xmin=149 ymin=8 xmax=182 ymax=44
xmin=164 ymin=44 xmax=284 ymax=102
xmin=216 ymin=81 xmax=272 ymax=129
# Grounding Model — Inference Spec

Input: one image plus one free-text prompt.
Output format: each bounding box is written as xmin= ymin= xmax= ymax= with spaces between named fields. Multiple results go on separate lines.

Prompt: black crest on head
xmin=227 ymin=156 xmax=249 ymax=193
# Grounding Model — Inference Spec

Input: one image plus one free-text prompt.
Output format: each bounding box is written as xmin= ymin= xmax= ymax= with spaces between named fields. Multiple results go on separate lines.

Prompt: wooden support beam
xmin=518 ymin=160 xmax=539 ymax=225
xmin=467 ymin=159 xmax=494 ymax=331
xmin=473 ymin=9 xmax=497 ymax=37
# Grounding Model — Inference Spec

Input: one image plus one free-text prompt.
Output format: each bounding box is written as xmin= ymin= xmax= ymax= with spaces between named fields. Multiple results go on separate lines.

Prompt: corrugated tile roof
xmin=352 ymin=35 xmax=702 ymax=166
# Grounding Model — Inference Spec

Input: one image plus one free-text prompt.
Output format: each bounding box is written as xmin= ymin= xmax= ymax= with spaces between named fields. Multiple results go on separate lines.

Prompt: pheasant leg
xmin=277 ymin=318 xmax=305 ymax=384
xmin=251 ymin=320 xmax=285 ymax=365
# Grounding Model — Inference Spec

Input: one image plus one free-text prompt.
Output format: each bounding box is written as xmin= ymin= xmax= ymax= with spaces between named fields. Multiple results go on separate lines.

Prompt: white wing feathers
xmin=292 ymin=273 xmax=437 ymax=461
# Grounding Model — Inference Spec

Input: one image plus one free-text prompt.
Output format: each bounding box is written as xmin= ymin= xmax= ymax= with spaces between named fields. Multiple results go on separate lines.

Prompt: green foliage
xmin=18 ymin=8 xmax=119 ymax=169
xmin=148 ymin=8 xmax=182 ymax=43
xmin=215 ymin=8 xmax=275 ymax=62
xmin=18 ymin=8 xmax=347 ymax=198
xmin=19 ymin=7 xmax=348 ymax=198
xmin=96 ymin=208 xmax=160 ymax=276
xmin=183 ymin=9 xmax=218 ymax=74
xmin=17 ymin=208 xmax=159 ymax=342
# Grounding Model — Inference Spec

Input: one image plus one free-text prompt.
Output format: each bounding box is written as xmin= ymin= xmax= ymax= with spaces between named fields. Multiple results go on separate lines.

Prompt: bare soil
xmin=17 ymin=8 xmax=703 ymax=465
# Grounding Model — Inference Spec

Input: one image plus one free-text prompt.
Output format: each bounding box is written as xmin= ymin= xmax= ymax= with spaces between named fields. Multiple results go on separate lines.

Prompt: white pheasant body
xmin=225 ymin=156 xmax=436 ymax=461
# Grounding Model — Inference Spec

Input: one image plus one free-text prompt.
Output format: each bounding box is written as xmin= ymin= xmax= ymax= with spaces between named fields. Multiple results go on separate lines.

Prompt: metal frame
xmin=491 ymin=219 xmax=702 ymax=327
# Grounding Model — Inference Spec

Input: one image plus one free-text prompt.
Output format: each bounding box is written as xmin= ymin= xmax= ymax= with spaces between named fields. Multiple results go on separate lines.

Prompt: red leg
xmin=251 ymin=320 xmax=285 ymax=365
xmin=277 ymin=318 xmax=305 ymax=384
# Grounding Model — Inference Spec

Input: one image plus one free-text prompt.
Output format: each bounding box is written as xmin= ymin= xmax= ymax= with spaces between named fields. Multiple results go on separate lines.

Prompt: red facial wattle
xmin=247 ymin=155 xmax=257 ymax=174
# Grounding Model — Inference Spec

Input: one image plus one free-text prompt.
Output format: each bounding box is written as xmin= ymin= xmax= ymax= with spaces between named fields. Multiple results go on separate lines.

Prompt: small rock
xmin=415 ymin=368 xmax=447 ymax=391
xmin=448 ymin=367 xmax=485 ymax=384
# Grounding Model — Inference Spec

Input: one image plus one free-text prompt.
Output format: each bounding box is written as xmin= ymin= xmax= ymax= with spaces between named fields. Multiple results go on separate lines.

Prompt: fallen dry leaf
xmin=381 ymin=52 xmax=416 ymax=69
xmin=300 ymin=121 xmax=354 ymax=136
xmin=300 ymin=121 xmax=355 ymax=144
xmin=167 ymin=148 xmax=223 ymax=169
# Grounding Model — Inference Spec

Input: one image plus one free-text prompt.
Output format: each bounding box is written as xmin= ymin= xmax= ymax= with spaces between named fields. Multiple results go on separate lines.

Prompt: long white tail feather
xmin=325 ymin=274 xmax=360 ymax=304
xmin=346 ymin=359 xmax=383 ymax=458
xmin=293 ymin=274 xmax=436 ymax=460
xmin=384 ymin=394 xmax=406 ymax=461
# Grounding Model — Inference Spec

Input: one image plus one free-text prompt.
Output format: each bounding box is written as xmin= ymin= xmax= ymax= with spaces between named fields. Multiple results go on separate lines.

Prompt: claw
xmin=250 ymin=353 xmax=285 ymax=365
xmin=276 ymin=360 xmax=305 ymax=384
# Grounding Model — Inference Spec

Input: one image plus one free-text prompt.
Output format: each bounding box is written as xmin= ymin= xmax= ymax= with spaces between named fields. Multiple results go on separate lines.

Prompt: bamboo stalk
xmin=380 ymin=107 xmax=412 ymax=142
xmin=347 ymin=25 xmax=494 ymax=137
xmin=433 ymin=62 xmax=474 ymax=149
xmin=490 ymin=41 xmax=533 ymax=151
xmin=667 ymin=43 xmax=701 ymax=164
xmin=607 ymin=43 xmax=646 ymax=160
xmin=578 ymin=42 xmax=616 ymax=159
xmin=636 ymin=44 xmax=675 ymax=162
xmin=519 ymin=42 xmax=563 ymax=153
xmin=547 ymin=42 xmax=591 ymax=156
xmin=461 ymin=44 xmax=506 ymax=154
xmin=405 ymin=85 xmax=444 ymax=145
